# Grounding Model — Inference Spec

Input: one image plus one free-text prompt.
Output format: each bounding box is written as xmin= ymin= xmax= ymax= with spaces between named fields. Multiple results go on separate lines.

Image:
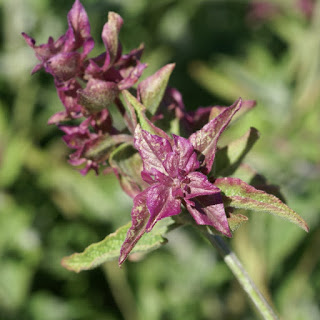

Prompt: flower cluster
xmin=23 ymin=0 xmax=145 ymax=173
xmin=24 ymin=0 xmax=308 ymax=267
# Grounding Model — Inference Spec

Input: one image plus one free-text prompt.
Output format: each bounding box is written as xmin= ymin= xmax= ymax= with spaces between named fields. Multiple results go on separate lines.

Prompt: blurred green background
xmin=1 ymin=0 xmax=319 ymax=319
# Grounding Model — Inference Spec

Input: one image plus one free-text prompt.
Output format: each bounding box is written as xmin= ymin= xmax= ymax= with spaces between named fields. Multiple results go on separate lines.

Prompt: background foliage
xmin=0 ymin=0 xmax=319 ymax=319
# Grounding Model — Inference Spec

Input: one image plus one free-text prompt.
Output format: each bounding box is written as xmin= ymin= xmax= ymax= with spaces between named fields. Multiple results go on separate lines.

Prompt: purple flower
xmin=119 ymin=99 xmax=243 ymax=264
xmin=23 ymin=0 xmax=146 ymax=123
xmin=135 ymin=126 xmax=230 ymax=233
xmin=59 ymin=109 xmax=113 ymax=175
xmin=22 ymin=0 xmax=94 ymax=77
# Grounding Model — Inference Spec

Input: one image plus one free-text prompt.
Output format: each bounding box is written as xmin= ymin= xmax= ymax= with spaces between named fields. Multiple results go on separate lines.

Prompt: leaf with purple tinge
xmin=122 ymin=91 xmax=170 ymax=139
xmin=145 ymin=184 xmax=182 ymax=231
xmin=189 ymin=98 xmax=242 ymax=174
xmin=65 ymin=0 xmax=94 ymax=58
xmin=118 ymin=62 xmax=147 ymax=90
xmin=209 ymin=100 xmax=256 ymax=121
xmin=214 ymin=177 xmax=309 ymax=232
xmin=134 ymin=125 xmax=172 ymax=175
xmin=138 ymin=63 xmax=175 ymax=115
xmin=101 ymin=12 xmax=123 ymax=69
xmin=119 ymin=190 xmax=150 ymax=265
xmin=185 ymin=191 xmax=232 ymax=237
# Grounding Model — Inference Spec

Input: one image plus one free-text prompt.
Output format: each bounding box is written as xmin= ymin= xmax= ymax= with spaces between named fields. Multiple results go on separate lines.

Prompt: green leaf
xmin=61 ymin=218 xmax=175 ymax=272
xmin=214 ymin=127 xmax=260 ymax=177
xmin=138 ymin=63 xmax=175 ymax=115
xmin=227 ymin=212 xmax=248 ymax=232
xmin=215 ymin=177 xmax=309 ymax=232
xmin=109 ymin=143 xmax=145 ymax=198
xmin=122 ymin=90 xmax=169 ymax=139
xmin=84 ymin=134 xmax=132 ymax=162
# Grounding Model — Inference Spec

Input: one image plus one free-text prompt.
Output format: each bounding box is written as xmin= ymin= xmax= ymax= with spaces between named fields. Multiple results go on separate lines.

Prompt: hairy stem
xmin=202 ymin=228 xmax=279 ymax=320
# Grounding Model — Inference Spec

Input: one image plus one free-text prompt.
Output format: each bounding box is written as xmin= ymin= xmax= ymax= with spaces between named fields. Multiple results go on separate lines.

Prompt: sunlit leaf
xmin=227 ymin=212 xmax=248 ymax=232
xmin=122 ymin=90 xmax=169 ymax=139
xmin=61 ymin=218 xmax=176 ymax=272
xmin=138 ymin=63 xmax=175 ymax=115
xmin=215 ymin=177 xmax=309 ymax=232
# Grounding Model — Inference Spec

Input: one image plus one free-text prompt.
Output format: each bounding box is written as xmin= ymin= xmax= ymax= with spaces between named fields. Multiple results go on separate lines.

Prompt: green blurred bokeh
xmin=0 ymin=0 xmax=319 ymax=319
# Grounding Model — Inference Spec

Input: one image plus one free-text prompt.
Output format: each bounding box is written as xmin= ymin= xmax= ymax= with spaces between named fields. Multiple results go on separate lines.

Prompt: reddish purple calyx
xmin=134 ymin=126 xmax=231 ymax=235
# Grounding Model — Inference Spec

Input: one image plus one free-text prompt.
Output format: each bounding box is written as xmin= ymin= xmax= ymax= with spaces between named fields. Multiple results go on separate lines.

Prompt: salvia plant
xmin=23 ymin=1 xmax=309 ymax=318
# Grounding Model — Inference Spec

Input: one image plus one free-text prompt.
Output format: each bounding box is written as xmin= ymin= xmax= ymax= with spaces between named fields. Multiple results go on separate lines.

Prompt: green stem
xmin=202 ymin=228 xmax=279 ymax=320
xmin=102 ymin=261 xmax=138 ymax=320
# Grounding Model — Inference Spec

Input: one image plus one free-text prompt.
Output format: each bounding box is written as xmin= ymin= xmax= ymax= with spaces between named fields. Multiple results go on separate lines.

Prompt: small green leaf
xmin=138 ymin=63 xmax=175 ymax=115
xmin=228 ymin=212 xmax=248 ymax=232
xmin=122 ymin=90 xmax=169 ymax=139
xmin=61 ymin=218 xmax=175 ymax=272
xmin=215 ymin=177 xmax=309 ymax=232
xmin=109 ymin=143 xmax=146 ymax=198
xmin=214 ymin=127 xmax=260 ymax=176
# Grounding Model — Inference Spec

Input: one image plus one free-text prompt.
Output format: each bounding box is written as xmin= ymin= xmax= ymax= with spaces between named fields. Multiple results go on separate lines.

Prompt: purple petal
xmin=189 ymin=98 xmax=242 ymax=174
xmin=21 ymin=33 xmax=65 ymax=70
xmin=119 ymin=189 xmax=150 ymax=265
xmin=185 ymin=172 xmax=221 ymax=198
xmin=79 ymin=160 xmax=99 ymax=175
xmin=65 ymin=0 xmax=94 ymax=56
xmin=101 ymin=12 xmax=123 ymax=70
xmin=185 ymin=192 xmax=231 ymax=237
xmin=115 ymin=43 xmax=144 ymax=68
xmin=162 ymin=151 xmax=180 ymax=178
xmin=141 ymin=168 xmax=172 ymax=185
xmin=146 ymin=184 xmax=181 ymax=231
xmin=134 ymin=126 xmax=172 ymax=175
xmin=214 ymin=177 xmax=309 ymax=232
xmin=118 ymin=62 xmax=147 ymax=90
xmin=171 ymin=135 xmax=200 ymax=174
xmin=48 ymin=111 xmax=71 ymax=124
xmin=56 ymin=79 xmax=84 ymax=116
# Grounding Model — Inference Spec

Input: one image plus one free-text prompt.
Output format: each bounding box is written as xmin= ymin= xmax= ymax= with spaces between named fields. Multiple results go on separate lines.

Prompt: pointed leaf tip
xmin=189 ymin=98 xmax=242 ymax=174
xmin=138 ymin=63 xmax=176 ymax=115
xmin=61 ymin=218 xmax=174 ymax=272
xmin=215 ymin=177 xmax=309 ymax=233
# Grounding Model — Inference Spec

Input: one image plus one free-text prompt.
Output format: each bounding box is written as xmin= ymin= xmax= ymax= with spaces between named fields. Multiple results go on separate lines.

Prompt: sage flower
xmin=119 ymin=99 xmax=243 ymax=264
